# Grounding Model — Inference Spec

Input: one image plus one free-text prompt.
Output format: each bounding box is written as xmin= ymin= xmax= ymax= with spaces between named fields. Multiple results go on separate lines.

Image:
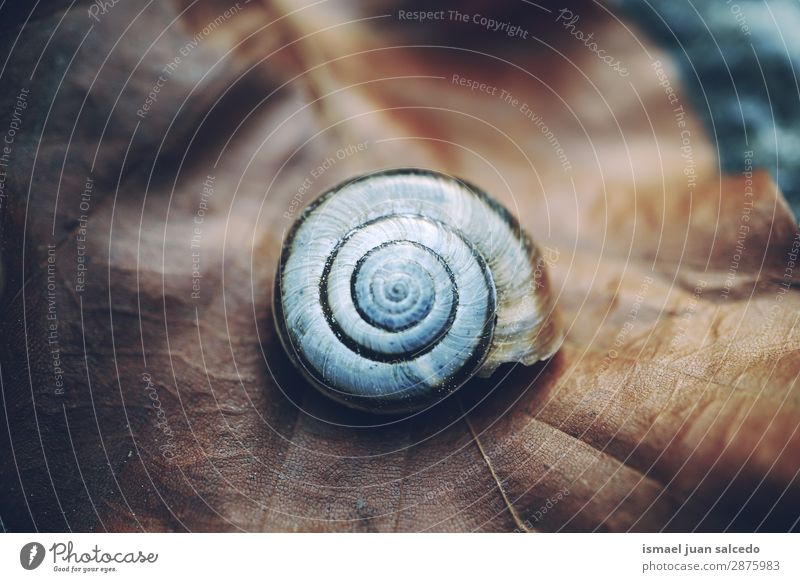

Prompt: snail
xmin=273 ymin=169 xmax=562 ymax=414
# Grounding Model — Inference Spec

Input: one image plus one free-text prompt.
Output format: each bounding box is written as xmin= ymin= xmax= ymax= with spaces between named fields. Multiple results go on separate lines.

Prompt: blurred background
xmin=619 ymin=0 xmax=800 ymax=220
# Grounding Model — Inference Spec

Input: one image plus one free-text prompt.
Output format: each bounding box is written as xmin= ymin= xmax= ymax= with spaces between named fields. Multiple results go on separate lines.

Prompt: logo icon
xmin=20 ymin=542 xmax=46 ymax=570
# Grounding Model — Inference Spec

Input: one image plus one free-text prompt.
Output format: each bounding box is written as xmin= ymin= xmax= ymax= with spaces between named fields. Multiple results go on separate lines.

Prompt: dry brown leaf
xmin=1 ymin=1 xmax=798 ymax=532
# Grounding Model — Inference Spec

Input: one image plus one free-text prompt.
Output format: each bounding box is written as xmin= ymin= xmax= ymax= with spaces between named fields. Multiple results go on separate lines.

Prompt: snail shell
xmin=274 ymin=169 xmax=562 ymax=414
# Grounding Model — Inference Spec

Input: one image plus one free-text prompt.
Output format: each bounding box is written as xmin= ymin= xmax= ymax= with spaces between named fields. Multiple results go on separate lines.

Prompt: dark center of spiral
xmin=352 ymin=244 xmax=440 ymax=333
xmin=387 ymin=278 xmax=408 ymax=302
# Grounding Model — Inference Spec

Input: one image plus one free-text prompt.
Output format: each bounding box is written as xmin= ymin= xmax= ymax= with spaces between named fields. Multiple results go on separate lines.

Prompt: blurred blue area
xmin=617 ymin=0 xmax=800 ymax=220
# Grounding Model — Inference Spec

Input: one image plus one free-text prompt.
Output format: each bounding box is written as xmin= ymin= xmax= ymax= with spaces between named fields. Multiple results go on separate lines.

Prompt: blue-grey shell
xmin=274 ymin=169 xmax=562 ymax=413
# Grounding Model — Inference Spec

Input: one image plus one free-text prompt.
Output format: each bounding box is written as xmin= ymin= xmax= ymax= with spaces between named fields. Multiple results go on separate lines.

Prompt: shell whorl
xmin=274 ymin=169 xmax=562 ymax=414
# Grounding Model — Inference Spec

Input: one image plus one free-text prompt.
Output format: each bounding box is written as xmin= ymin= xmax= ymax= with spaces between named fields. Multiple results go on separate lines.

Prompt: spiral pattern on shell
xmin=274 ymin=169 xmax=562 ymax=414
